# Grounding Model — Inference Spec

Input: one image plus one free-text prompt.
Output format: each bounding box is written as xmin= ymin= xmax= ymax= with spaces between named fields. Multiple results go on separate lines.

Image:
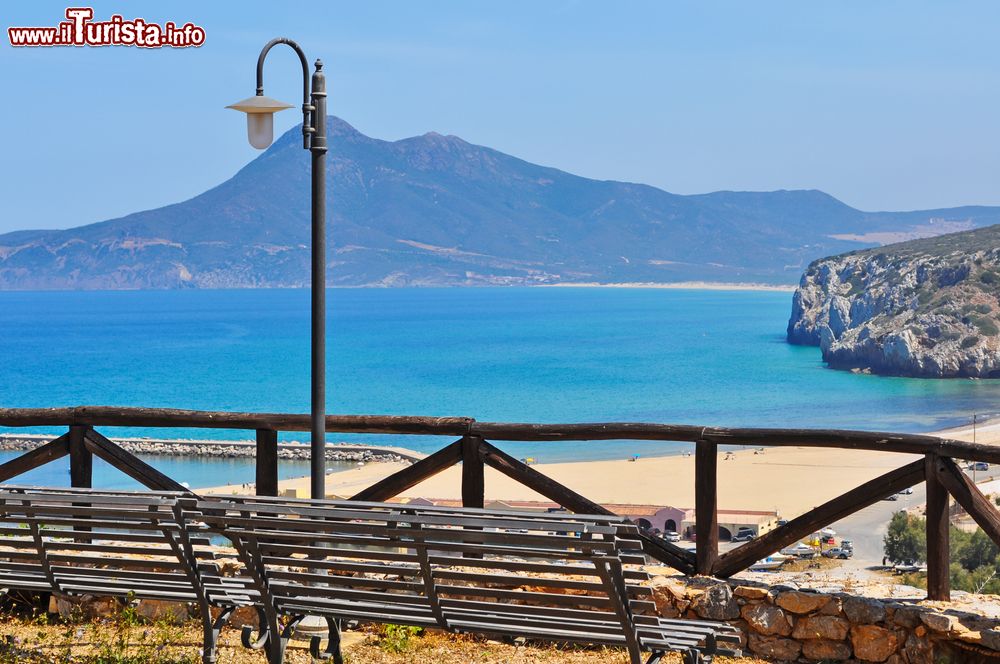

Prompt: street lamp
xmin=228 ymin=38 xmax=328 ymax=500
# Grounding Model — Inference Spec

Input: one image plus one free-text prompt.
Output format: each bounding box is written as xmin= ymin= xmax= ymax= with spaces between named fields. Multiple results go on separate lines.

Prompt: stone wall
xmin=651 ymin=576 xmax=1000 ymax=663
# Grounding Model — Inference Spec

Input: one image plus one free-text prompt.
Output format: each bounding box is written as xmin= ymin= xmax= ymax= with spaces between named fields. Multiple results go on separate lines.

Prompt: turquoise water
xmin=1 ymin=287 xmax=998 ymax=488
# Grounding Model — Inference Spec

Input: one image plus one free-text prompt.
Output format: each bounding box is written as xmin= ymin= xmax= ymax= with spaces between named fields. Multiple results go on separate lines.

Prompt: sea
xmin=2 ymin=287 xmax=999 ymax=490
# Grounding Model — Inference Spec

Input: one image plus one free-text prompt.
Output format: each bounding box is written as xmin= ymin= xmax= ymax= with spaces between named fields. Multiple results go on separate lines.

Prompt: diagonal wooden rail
xmin=3 ymin=406 xmax=1000 ymax=599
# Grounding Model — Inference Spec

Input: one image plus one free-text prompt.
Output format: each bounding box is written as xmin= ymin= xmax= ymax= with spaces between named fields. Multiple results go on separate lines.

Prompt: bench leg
xmin=240 ymin=607 xmax=271 ymax=651
xmin=644 ymin=652 xmax=663 ymax=664
xmin=309 ymin=617 xmax=344 ymax=664
xmin=202 ymin=606 xmax=234 ymax=664
xmin=682 ymin=649 xmax=705 ymax=664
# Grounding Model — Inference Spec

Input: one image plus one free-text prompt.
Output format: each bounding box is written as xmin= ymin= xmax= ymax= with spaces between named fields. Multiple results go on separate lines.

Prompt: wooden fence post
xmin=695 ymin=439 xmax=719 ymax=575
xmin=256 ymin=429 xmax=279 ymax=497
xmin=461 ymin=436 xmax=485 ymax=509
xmin=69 ymin=425 xmax=92 ymax=489
xmin=925 ymin=453 xmax=950 ymax=601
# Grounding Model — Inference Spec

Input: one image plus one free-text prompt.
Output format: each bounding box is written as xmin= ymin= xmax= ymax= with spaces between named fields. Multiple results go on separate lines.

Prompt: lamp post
xmin=228 ymin=38 xmax=328 ymax=500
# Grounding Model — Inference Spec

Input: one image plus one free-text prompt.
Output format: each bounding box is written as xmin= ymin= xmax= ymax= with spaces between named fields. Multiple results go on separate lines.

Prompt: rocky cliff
xmin=787 ymin=225 xmax=1000 ymax=377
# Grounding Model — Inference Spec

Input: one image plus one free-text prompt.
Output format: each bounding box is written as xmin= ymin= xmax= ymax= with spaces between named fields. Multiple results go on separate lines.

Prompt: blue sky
xmin=2 ymin=1 xmax=999 ymax=233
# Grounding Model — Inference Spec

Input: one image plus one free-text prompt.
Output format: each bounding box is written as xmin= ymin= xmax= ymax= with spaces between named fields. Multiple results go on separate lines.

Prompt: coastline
xmin=542 ymin=281 xmax=796 ymax=292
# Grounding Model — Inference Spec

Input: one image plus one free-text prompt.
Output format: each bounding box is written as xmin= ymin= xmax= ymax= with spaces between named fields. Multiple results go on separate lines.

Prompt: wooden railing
xmin=2 ymin=406 xmax=1000 ymax=601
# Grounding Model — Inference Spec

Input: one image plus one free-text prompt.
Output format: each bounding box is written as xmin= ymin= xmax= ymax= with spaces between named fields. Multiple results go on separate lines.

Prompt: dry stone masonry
xmin=650 ymin=576 xmax=1000 ymax=663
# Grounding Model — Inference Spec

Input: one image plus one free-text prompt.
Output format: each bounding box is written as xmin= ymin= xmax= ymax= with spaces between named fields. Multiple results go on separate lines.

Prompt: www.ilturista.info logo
xmin=7 ymin=7 xmax=205 ymax=48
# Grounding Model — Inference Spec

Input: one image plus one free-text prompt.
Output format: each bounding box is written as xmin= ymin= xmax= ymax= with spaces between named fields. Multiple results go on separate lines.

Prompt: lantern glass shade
xmin=226 ymin=94 xmax=294 ymax=150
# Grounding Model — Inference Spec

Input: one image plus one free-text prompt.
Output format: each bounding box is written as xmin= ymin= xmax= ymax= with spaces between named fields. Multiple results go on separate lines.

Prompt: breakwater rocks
xmin=788 ymin=226 xmax=1000 ymax=377
xmin=0 ymin=435 xmax=412 ymax=463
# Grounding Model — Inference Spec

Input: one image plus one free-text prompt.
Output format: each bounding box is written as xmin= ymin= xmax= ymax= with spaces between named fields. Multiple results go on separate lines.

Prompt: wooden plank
xmin=0 ymin=433 xmax=70 ymax=483
xmin=935 ymin=456 xmax=1000 ymax=548
xmin=82 ymin=430 xmax=193 ymax=494
xmin=461 ymin=436 xmax=485 ymax=509
xmin=694 ymin=439 xmax=718 ymax=575
xmin=4 ymin=406 xmax=1000 ymax=463
xmin=925 ymin=453 xmax=950 ymax=601
xmin=349 ymin=439 xmax=463 ymax=502
xmin=714 ymin=457 xmax=926 ymax=577
xmin=69 ymin=426 xmax=92 ymax=489
xmin=255 ymin=428 xmax=278 ymax=497
xmin=0 ymin=407 xmax=474 ymax=436
xmin=479 ymin=440 xmax=696 ymax=574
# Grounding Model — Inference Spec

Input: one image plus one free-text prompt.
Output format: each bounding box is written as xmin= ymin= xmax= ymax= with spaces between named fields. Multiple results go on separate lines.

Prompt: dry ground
xmin=0 ymin=616 xmax=763 ymax=664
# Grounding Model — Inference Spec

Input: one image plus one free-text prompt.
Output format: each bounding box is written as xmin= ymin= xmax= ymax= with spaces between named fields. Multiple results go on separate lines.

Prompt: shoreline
xmin=542 ymin=281 xmax=797 ymax=292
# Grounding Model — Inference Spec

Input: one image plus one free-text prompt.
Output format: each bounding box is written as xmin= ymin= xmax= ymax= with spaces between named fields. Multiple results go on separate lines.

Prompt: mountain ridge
xmin=3 ymin=116 xmax=1000 ymax=289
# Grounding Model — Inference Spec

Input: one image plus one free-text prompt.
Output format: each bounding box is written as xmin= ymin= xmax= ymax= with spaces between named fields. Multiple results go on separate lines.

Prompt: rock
xmin=135 ymin=599 xmax=190 ymax=624
xmin=748 ymin=632 xmax=802 ymax=661
xmin=979 ymin=629 xmax=1000 ymax=652
xmin=919 ymin=611 xmax=959 ymax=634
xmin=649 ymin=577 xmax=689 ymax=618
xmin=51 ymin=594 xmax=120 ymax=620
xmin=776 ymin=590 xmax=831 ymax=615
xmin=786 ymin=233 xmax=1000 ymax=378
xmin=886 ymin=603 xmax=922 ymax=629
xmin=734 ymin=585 xmax=769 ymax=600
xmin=801 ymin=638 xmax=852 ymax=661
xmin=851 ymin=624 xmax=899 ymax=661
xmin=793 ymin=614 xmax=850 ymax=640
xmin=689 ymin=581 xmax=739 ymax=621
xmin=843 ymin=596 xmax=887 ymax=624
xmin=903 ymin=631 xmax=934 ymax=664
xmin=741 ymin=603 xmax=792 ymax=637
xmin=819 ymin=595 xmax=844 ymax=615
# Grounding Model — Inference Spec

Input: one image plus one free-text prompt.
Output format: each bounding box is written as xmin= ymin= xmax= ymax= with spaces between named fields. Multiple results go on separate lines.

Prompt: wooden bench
xmin=0 ymin=487 xmax=252 ymax=664
xmin=198 ymin=496 xmax=741 ymax=664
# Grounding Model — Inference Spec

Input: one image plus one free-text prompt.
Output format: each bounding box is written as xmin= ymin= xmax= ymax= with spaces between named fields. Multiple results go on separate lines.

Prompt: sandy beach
xmin=200 ymin=419 xmax=994 ymax=518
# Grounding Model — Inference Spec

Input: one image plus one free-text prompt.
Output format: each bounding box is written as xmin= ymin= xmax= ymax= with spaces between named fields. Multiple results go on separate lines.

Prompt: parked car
xmin=732 ymin=531 xmax=755 ymax=542
xmin=663 ymin=530 xmax=681 ymax=542
xmin=822 ymin=547 xmax=852 ymax=560
xmin=840 ymin=539 xmax=854 ymax=552
xmin=897 ymin=487 xmax=914 ymax=495
xmin=970 ymin=461 xmax=990 ymax=472
xmin=882 ymin=493 xmax=899 ymax=501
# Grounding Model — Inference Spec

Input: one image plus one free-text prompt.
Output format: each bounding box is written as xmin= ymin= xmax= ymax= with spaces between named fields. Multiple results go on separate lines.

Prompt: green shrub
xmin=962 ymin=335 xmax=981 ymax=348
xmin=973 ymin=317 xmax=999 ymax=336
xmin=376 ymin=624 xmax=424 ymax=654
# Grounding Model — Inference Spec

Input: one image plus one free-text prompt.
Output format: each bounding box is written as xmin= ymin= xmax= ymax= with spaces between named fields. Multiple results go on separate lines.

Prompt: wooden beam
xmin=0 ymin=407 xmax=474 ymax=436
xmin=935 ymin=456 xmax=1000 ymax=549
xmin=69 ymin=425 xmax=92 ymax=489
xmin=695 ymin=440 xmax=718 ymax=575
xmin=349 ymin=439 xmax=463 ymax=502
xmin=3 ymin=407 xmax=1000 ymax=464
xmin=0 ymin=433 xmax=70 ymax=483
xmin=83 ymin=429 xmax=192 ymax=494
xmin=255 ymin=428 xmax=278 ymax=497
xmin=925 ymin=453 xmax=950 ymax=601
xmin=714 ymin=458 xmax=926 ymax=577
xmin=461 ymin=436 xmax=485 ymax=509
xmin=479 ymin=440 xmax=696 ymax=574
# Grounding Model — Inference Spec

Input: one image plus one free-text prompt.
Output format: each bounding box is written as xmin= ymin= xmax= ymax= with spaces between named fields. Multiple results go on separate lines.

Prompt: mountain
xmin=787 ymin=225 xmax=1000 ymax=377
xmin=3 ymin=116 xmax=1000 ymax=289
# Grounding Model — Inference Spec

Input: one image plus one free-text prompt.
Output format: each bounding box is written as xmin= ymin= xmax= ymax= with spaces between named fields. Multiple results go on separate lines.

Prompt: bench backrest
xmin=197 ymin=496 xmax=659 ymax=647
xmin=0 ymin=487 xmax=216 ymax=606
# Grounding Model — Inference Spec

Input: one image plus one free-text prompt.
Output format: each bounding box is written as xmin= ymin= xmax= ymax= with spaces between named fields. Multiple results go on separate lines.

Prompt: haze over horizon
xmin=3 ymin=1 xmax=1000 ymax=234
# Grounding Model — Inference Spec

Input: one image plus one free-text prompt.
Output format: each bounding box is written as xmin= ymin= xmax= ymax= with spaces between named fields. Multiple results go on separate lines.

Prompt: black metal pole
xmin=254 ymin=39 xmax=328 ymax=499
xmin=310 ymin=61 xmax=328 ymax=501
